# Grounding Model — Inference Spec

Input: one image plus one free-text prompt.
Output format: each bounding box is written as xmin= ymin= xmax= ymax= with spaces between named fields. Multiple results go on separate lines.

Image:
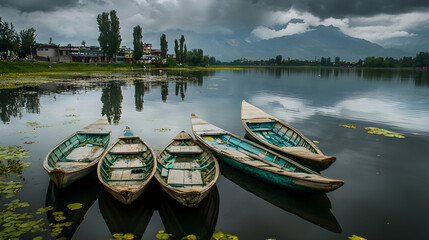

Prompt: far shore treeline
xmin=1 ymin=11 xmax=429 ymax=69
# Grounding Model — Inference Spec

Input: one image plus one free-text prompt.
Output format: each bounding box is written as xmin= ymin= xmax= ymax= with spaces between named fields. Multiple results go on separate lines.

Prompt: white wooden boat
xmin=97 ymin=127 xmax=156 ymax=205
xmin=242 ymin=100 xmax=336 ymax=171
xmin=155 ymin=131 xmax=219 ymax=207
xmin=43 ymin=116 xmax=111 ymax=188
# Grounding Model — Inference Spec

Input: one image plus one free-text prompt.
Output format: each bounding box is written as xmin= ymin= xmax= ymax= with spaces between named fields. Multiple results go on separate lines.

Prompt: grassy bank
xmin=0 ymin=61 xmax=148 ymax=74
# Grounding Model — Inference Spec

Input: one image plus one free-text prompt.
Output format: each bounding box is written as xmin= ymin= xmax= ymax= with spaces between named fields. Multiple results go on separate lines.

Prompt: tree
xmin=97 ymin=12 xmax=110 ymax=53
xmin=81 ymin=40 xmax=86 ymax=47
xmin=19 ymin=28 xmax=36 ymax=58
xmin=97 ymin=10 xmax=122 ymax=62
xmin=335 ymin=57 xmax=340 ymax=66
xmin=179 ymin=35 xmax=185 ymax=64
xmin=275 ymin=55 xmax=282 ymax=65
xmin=133 ymin=25 xmax=143 ymax=61
xmin=108 ymin=10 xmax=121 ymax=62
xmin=160 ymin=33 xmax=168 ymax=60
xmin=49 ymin=37 xmax=52 ymax=44
xmin=0 ymin=17 xmax=20 ymax=59
xmin=174 ymin=39 xmax=179 ymax=62
xmin=183 ymin=44 xmax=187 ymax=64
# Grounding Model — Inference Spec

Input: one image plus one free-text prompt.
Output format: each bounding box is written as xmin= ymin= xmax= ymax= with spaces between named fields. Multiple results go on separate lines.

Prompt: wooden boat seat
xmin=246 ymin=118 xmax=273 ymax=123
xmin=167 ymin=169 xmax=203 ymax=185
xmin=109 ymin=169 xmax=145 ymax=181
xmin=168 ymin=145 xmax=203 ymax=154
xmin=56 ymin=161 xmax=90 ymax=170
xmin=242 ymin=160 xmax=269 ymax=167
xmin=110 ymin=158 xmax=143 ymax=169
xmin=65 ymin=146 xmax=104 ymax=162
xmin=110 ymin=144 xmax=147 ymax=154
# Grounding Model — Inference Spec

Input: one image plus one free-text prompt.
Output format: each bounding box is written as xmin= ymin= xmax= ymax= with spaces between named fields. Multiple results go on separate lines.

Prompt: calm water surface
xmin=1 ymin=68 xmax=428 ymax=239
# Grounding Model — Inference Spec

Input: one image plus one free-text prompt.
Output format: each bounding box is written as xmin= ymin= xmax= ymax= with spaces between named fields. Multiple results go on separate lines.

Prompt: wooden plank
xmin=246 ymin=118 xmax=273 ymax=123
xmin=167 ymin=169 xmax=185 ymax=185
xmin=221 ymin=149 xmax=252 ymax=160
xmin=241 ymin=101 xmax=273 ymax=120
xmin=66 ymin=146 xmax=104 ymax=161
xmin=110 ymin=144 xmax=146 ymax=154
xmin=243 ymin=160 xmax=269 ymax=167
xmin=168 ymin=145 xmax=203 ymax=154
xmin=184 ymin=170 xmax=203 ymax=185
xmin=56 ymin=161 xmax=90 ymax=170
xmin=110 ymin=158 xmax=143 ymax=169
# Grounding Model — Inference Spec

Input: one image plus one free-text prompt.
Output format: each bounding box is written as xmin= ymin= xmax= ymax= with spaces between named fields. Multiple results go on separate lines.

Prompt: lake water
xmin=0 ymin=68 xmax=428 ymax=239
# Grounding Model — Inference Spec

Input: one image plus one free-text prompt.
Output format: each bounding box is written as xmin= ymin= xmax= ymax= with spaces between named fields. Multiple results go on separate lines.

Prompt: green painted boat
xmin=97 ymin=127 xmax=156 ymax=205
xmin=43 ymin=116 xmax=111 ymax=188
xmin=241 ymin=100 xmax=336 ymax=171
xmin=155 ymin=131 xmax=219 ymax=207
xmin=191 ymin=114 xmax=344 ymax=193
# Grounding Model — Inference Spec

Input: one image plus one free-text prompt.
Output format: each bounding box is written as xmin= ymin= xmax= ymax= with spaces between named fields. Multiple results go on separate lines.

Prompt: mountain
xmin=143 ymin=26 xmax=410 ymax=62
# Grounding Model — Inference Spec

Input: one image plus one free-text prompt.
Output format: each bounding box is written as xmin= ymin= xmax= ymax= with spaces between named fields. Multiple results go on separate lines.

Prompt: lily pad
xmin=364 ymin=127 xmax=405 ymax=138
xmin=181 ymin=234 xmax=197 ymax=240
xmin=154 ymin=128 xmax=171 ymax=132
xmin=339 ymin=124 xmax=357 ymax=129
xmin=156 ymin=230 xmax=172 ymax=239
xmin=348 ymin=235 xmax=366 ymax=240
xmin=67 ymin=203 xmax=83 ymax=210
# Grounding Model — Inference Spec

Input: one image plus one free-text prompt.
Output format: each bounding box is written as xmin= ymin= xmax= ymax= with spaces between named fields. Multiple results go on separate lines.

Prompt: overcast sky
xmin=1 ymin=0 xmax=429 ymax=49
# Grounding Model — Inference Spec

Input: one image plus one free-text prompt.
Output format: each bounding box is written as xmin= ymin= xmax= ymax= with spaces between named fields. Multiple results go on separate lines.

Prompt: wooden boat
xmin=43 ymin=116 xmax=111 ymax=188
xmin=158 ymin=185 xmax=219 ymax=240
xmin=155 ymin=131 xmax=219 ymax=207
xmin=97 ymin=127 xmax=156 ymax=205
xmin=220 ymin=162 xmax=342 ymax=233
xmin=45 ymin=173 xmax=100 ymax=239
xmin=241 ymin=100 xmax=336 ymax=171
xmin=191 ymin=114 xmax=344 ymax=193
xmin=99 ymin=187 xmax=155 ymax=239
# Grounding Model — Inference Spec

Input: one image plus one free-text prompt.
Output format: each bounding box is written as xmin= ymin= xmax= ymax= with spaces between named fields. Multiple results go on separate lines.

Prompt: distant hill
xmin=143 ymin=26 xmax=410 ymax=62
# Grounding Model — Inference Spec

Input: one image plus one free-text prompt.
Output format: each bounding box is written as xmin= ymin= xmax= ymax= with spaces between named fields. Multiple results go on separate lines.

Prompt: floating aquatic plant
xmin=0 ymin=199 xmax=47 ymax=239
xmin=213 ymin=232 xmax=239 ymax=240
xmin=66 ymin=203 xmax=83 ymax=210
xmin=0 ymin=145 xmax=31 ymax=176
xmin=181 ymin=234 xmax=197 ymax=240
xmin=58 ymin=120 xmax=80 ymax=125
xmin=339 ymin=124 xmax=357 ymax=129
xmin=111 ymin=233 xmax=135 ymax=240
xmin=24 ymin=141 xmax=39 ymax=145
xmin=156 ymin=230 xmax=172 ymax=239
xmin=348 ymin=235 xmax=366 ymax=240
xmin=313 ymin=140 xmax=319 ymax=143
xmin=154 ymin=128 xmax=171 ymax=132
xmin=0 ymin=179 xmax=24 ymax=198
xmin=364 ymin=127 xmax=405 ymax=138
xmin=65 ymin=114 xmax=80 ymax=117
xmin=52 ymin=211 xmax=66 ymax=222
xmin=36 ymin=206 xmax=54 ymax=214
xmin=411 ymin=133 xmax=422 ymax=136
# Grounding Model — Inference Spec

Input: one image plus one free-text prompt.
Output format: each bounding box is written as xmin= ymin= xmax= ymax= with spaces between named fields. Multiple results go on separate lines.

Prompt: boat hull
xmin=49 ymin=164 xmax=98 ymax=189
xmin=104 ymin=180 xmax=152 ymax=205
xmin=216 ymin=153 xmax=339 ymax=193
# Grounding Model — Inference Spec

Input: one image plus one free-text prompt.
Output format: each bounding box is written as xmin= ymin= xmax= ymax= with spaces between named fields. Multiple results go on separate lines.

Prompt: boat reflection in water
xmin=45 ymin=172 xmax=100 ymax=239
xmin=220 ymin=162 xmax=342 ymax=233
xmin=158 ymin=184 xmax=220 ymax=240
xmin=99 ymin=184 xmax=155 ymax=239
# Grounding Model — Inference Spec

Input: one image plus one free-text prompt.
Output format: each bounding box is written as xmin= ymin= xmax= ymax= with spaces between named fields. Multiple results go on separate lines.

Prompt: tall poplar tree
xmin=174 ymin=39 xmax=179 ymax=62
xmin=179 ymin=35 xmax=185 ymax=64
xmin=0 ymin=17 xmax=20 ymax=58
xmin=97 ymin=10 xmax=122 ymax=62
xmin=133 ymin=25 xmax=143 ymax=61
xmin=160 ymin=33 xmax=168 ymax=60
xmin=183 ymin=44 xmax=187 ymax=64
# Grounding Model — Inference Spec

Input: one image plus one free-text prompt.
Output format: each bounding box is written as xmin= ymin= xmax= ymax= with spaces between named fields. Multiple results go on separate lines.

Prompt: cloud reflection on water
xmin=250 ymin=94 xmax=429 ymax=132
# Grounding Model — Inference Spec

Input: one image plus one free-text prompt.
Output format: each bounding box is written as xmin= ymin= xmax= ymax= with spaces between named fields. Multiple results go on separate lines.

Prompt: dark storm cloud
xmin=0 ymin=0 xmax=106 ymax=13
xmin=292 ymin=0 xmax=429 ymax=19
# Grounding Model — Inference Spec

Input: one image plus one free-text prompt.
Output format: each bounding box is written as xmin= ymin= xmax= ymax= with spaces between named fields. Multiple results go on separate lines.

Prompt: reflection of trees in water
xmin=134 ymin=80 xmax=145 ymax=112
xmin=101 ymin=82 xmax=123 ymax=125
xmin=0 ymin=89 xmax=41 ymax=123
xmin=161 ymin=81 xmax=169 ymax=102
xmin=175 ymin=81 xmax=186 ymax=101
